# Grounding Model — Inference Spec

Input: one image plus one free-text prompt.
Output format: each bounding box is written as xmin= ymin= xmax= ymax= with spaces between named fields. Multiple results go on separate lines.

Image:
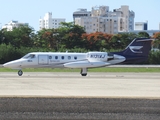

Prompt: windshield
xmin=22 ymin=54 xmax=35 ymax=59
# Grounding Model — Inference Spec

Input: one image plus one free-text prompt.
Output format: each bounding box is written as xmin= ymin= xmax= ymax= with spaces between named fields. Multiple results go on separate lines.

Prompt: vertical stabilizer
xmin=112 ymin=38 xmax=152 ymax=64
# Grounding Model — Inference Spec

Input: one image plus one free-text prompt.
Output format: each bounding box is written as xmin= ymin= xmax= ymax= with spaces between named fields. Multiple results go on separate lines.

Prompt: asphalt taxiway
xmin=0 ymin=72 xmax=160 ymax=120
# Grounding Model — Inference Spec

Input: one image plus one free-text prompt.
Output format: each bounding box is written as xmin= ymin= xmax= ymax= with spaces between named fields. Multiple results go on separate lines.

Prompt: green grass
xmin=0 ymin=67 xmax=160 ymax=72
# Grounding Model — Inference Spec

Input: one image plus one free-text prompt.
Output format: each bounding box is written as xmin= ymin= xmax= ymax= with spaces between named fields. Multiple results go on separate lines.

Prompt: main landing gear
xmin=17 ymin=69 xmax=87 ymax=76
xmin=81 ymin=68 xmax=87 ymax=76
xmin=18 ymin=70 xmax=23 ymax=76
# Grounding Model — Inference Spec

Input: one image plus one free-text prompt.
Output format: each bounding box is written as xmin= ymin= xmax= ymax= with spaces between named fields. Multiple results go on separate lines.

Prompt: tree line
xmin=0 ymin=22 xmax=160 ymax=64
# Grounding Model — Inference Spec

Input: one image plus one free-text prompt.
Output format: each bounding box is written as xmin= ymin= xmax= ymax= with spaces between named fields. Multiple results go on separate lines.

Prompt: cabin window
xmin=68 ymin=56 xmax=71 ymax=60
xmin=61 ymin=56 xmax=64 ymax=60
xmin=49 ymin=56 xmax=52 ymax=59
xmin=55 ymin=56 xmax=58 ymax=59
xmin=74 ymin=56 xmax=77 ymax=60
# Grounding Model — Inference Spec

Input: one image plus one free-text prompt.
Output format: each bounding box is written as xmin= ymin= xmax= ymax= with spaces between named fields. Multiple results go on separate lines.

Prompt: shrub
xmin=0 ymin=44 xmax=21 ymax=64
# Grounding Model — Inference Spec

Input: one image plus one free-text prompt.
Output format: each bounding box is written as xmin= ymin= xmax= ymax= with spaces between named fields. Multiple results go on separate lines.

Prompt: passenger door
xmin=38 ymin=55 xmax=49 ymax=65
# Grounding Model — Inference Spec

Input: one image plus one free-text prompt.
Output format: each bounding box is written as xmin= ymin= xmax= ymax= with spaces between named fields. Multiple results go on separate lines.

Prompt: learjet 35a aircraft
xmin=3 ymin=38 xmax=152 ymax=76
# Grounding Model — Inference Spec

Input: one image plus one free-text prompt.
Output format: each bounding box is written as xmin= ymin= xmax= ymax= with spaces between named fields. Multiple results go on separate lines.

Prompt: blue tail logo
xmin=112 ymin=38 xmax=153 ymax=64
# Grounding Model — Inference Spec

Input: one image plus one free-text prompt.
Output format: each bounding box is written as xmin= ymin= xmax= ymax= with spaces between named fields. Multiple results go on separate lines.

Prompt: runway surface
xmin=0 ymin=72 xmax=160 ymax=98
xmin=0 ymin=72 xmax=160 ymax=119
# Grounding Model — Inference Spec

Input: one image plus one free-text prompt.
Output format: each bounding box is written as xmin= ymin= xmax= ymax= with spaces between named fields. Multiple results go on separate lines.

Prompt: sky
xmin=0 ymin=0 xmax=160 ymax=31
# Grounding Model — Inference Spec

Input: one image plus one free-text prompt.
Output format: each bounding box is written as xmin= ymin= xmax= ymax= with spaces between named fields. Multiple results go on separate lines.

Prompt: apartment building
xmin=2 ymin=20 xmax=28 ymax=31
xmin=74 ymin=5 xmax=135 ymax=34
xmin=39 ymin=12 xmax=65 ymax=30
xmin=73 ymin=8 xmax=91 ymax=21
xmin=135 ymin=21 xmax=148 ymax=30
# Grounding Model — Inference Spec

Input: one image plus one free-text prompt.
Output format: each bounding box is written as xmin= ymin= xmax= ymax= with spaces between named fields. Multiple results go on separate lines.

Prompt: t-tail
xmin=112 ymin=38 xmax=153 ymax=64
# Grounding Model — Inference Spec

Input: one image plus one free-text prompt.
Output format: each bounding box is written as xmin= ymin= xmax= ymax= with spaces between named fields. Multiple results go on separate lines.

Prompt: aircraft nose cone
xmin=3 ymin=63 xmax=7 ymax=67
xmin=3 ymin=62 xmax=11 ymax=68
xmin=3 ymin=60 xmax=22 ymax=68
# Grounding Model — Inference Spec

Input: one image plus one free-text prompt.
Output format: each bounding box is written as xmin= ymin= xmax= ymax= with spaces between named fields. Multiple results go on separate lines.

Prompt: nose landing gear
xmin=18 ymin=70 xmax=23 ymax=76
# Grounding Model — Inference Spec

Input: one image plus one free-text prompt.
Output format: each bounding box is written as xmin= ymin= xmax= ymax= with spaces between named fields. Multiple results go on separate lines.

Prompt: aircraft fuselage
xmin=3 ymin=52 xmax=125 ymax=70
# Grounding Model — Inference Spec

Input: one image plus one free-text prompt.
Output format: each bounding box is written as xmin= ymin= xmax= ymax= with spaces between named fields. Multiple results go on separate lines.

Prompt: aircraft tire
xmin=18 ymin=70 xmax=23 ymax=76
xmin=81 ymin=73 xmax=87 ymax=76
xmin=80 ymin=68 xmax=87 ymax=76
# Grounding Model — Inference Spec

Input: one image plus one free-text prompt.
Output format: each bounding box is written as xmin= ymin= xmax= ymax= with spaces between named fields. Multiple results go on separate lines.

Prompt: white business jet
xmin=3 ymin=38 xmax=152 ymax=76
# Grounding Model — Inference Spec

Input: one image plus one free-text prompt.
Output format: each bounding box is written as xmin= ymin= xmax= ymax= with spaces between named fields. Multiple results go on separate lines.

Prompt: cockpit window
xmin=22 ymin=54 xmax=35 ymax=59
xmin=30 ymin=54 xmax=35 ymax=58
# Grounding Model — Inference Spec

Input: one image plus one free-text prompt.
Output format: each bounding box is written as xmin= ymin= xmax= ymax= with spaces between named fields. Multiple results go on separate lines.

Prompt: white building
xmin=73 ymin=8 xmax=91 ymax=21
xmin=135 ymin=21 xmax=148 ymax=30
xmin=74 ymin=5 xmax=135 ymax=34
xmin=39 ymin=12 xmax=65 ymax=30
xmin=2 ymin=20 xmax=28 ymax=31
xmin=120 ymin=21 xmax=160 ymax=37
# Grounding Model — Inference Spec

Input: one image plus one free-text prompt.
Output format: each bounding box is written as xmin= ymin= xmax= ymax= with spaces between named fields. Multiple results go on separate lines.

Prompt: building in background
xmin=127 ymin=21 xmax=160 ymax=36
xmin=2 ymin=20 xmax=28 ymax=31
xmin=135 ymin=21 xmax=148 ymax=30
xmin=73 ymin=8 xmax=91 ymax=22
xmin=73 ymin=5 xmax=135 ymax=34
xmin=39 ymin=12 xmax=65 ymax=30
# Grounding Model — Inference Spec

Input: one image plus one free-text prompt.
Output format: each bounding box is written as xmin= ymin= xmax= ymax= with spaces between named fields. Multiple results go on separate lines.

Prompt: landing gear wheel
xmin=81 ymin=73 xmax=87 ymax=76
xmin=18 ymin=70 xmax=23 ymax=76
xmin=80 ymin=68 xmax=87 ymax=76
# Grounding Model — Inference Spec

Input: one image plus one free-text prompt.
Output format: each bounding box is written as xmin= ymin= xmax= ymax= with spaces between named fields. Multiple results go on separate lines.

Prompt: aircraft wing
xmin=63 ymin=60 xmax=110 ymax=68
